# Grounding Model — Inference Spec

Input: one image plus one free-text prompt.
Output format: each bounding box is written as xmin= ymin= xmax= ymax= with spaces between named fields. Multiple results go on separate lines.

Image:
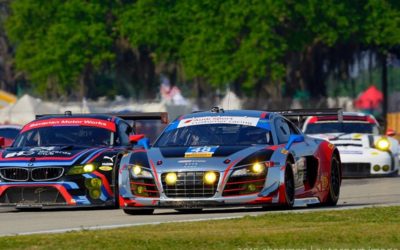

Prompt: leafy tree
xmin=4 ymin=0 xmax=400 ymax=104
xmin=6 ymin=0 xmax=115 ymax=98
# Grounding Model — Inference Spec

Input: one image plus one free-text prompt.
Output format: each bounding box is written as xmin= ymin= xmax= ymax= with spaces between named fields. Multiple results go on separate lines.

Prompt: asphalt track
xmin=0 ymin=176 xmax=399 ymax=236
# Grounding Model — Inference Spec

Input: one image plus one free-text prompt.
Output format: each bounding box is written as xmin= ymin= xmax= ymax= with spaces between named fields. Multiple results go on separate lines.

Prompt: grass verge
xmin=1 ymin=206 xmax=399 ymax=249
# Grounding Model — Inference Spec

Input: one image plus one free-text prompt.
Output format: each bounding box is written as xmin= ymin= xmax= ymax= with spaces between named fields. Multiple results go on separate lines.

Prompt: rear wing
xmin=36 ymin=112 xmax=169 ymax=124
xmin=107 ymin=112 xmax=169 ymax=124
xmin=271 ymin=108 xmax=343 ymax=127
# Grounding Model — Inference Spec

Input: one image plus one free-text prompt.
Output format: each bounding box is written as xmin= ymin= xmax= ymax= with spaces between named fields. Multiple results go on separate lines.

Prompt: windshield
xmin=304 ymin=122 xmax=379 ymax=134
xmin=154 ymin=124 xmax=273 ymax=147
xmin=13 ymin=126 xmax=113 ymax=147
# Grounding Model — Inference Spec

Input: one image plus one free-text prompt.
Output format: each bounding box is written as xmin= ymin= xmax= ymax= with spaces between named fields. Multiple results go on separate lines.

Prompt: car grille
xmin=161 ymin=172 xmax=219 ymax=198
xmin=0 ymin=168 xmax=29 ymax=181
xmin=0 ymin=167 xmax=64 ymax=182
xmin=0 ymin=186 xmax=66 ymax=204
xmin=342 ymin=163 xmax=371 ymax=177
xmin=31 ymin=167 xmax=64 ymax=181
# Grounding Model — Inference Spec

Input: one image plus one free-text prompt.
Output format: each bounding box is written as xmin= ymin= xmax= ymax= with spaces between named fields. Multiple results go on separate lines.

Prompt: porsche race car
xmin=119 ymin=108 xmax=342 ymax=215
xmin=0 ymin=112 xmax=168 ymax=208
xmin=303 ymin=112 xmax=399 ymax=177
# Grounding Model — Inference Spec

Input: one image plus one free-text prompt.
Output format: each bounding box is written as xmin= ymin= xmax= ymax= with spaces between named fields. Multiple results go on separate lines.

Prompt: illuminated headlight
xmin=375 ymin=137 xmax=390 ymax=151
xmin=165 ymin=172 xmax=177 ymax=185
xmin=204 ymin=172 xmax=217 ymax=184
xmin=231 ymin=162 xmax=268 ymax=177
xmin=83 ymin=164 xmax=95 ymax=172
xmin=133 ymin=165 xmax=142 ymax=175
xmin=130 ymin=165 xmax=153 ymax=178
xmin=251 ymin=163 xmax=265 ymax=174
xmin=67 ymin=164 xmax=97 ymax=175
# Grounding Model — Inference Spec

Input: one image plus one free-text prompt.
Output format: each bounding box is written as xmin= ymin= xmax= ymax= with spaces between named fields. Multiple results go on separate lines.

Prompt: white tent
xmin=219 ymin=90 xmax=242 ymax=110
xmin=0 ymin=94 xmax=60 ymax=125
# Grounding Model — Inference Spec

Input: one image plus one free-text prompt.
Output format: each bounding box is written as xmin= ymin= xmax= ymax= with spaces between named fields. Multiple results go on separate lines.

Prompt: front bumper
xmin=119 ymin=164 xmax=287 ymax=209
xmin=0 ymin=173 xmax=115 ymax=207
xmin=339 ymin=147 xmax=399 ymax=177
xmin=121 ymin=194 xmax=276 ymax=209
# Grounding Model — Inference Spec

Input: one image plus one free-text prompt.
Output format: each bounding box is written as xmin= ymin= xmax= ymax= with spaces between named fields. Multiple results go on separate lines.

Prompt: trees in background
xmin=1 ymin=0 xmax=400 ymax=101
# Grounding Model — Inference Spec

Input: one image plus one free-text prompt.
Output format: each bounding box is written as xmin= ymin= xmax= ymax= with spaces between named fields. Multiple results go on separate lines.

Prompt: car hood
xmin=148 ymin=145 xmax=274 ymax=172
xmin=307 ymin=133 xmax=369 ymax=145
xmin=0 ymin=146 xmax=109 ymax=166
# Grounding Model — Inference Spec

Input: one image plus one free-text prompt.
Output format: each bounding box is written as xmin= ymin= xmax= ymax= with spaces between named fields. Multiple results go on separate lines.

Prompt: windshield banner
xmin=22 ymin=118 xmax=116 ymax=132
xmin=177 ymin=116 xmax=260 ymax=128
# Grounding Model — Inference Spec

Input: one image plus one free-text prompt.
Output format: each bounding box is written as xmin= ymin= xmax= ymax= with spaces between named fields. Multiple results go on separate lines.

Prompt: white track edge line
xmin=2 ymin=203 xmax=400 ymax=237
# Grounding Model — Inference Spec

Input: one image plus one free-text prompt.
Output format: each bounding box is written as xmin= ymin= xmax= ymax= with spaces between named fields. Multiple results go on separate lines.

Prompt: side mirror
xmin=285 ymin=134 xmax=305 ymax=150
xmin=386 ymin=128 xmax=396 ymax=137
xmin=129 ymin=134 xmax=145 ymax=143
xmin=0 ymin=137 xmax=5 ymax=148
xmin=137 ymin=138 xmax=150 ymax=149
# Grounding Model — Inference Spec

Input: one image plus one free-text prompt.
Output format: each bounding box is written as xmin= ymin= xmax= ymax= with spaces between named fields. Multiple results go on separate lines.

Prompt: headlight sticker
xmin=185 ymin=146 xmax=219 ymax=158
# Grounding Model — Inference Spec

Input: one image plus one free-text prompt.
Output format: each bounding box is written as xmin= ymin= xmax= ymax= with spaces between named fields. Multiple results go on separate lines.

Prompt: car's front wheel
xmin=123 ymin=209 xmax=154 ymax=215
xmin=324 ymin=154 xmax=341 ymax=206
xmin=283 ymin=161 xmax=295 ymax=208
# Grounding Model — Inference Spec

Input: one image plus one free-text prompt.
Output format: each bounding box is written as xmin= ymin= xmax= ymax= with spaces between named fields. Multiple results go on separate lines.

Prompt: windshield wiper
xmin=329 ymin=133 xmax=348 ymax=141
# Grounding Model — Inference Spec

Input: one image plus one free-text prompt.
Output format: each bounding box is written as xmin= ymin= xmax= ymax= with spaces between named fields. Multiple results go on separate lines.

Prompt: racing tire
xmin=123 ymin=209 xmax=154 ymax=215
xmin=324 ymin=154 xmax=341 ymax=206
xmin=283 ymin=161 xmax=295 ymax=208
xmin=112 ymin=156 xmax=122 ymax=209
xmin=175 ymin=208 xmax=203 ymax=214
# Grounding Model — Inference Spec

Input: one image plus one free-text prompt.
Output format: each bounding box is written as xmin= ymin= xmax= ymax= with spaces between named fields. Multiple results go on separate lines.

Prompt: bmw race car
xmin=303 ymin=112 xmax=399 ymax=177
xmin=119 ymin=108 xmax=342 ymax=215
xmin=0 ymin=112 xmax=168 ymax=208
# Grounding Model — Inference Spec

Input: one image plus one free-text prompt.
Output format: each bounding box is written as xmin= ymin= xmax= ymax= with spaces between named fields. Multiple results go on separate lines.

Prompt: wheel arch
xmin=332 ymin=148 xmax=342 ymax=180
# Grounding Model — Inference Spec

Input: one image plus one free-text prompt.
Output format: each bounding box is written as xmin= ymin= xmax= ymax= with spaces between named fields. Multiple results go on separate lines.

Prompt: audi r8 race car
xmin=303 ymin=112 xmax=399 ymax=177
xmin=119 ymin=108 xmax=342 ymax=215
xmin=0 ymin=112 xmax=168 ymax=208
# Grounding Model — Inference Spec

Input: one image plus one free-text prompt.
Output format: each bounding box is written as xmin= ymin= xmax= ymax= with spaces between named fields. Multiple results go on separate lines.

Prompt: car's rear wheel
xmin=175 ymin=208 xmax=203 ymax=213
xmin=283 ymin=161 xmax=295 ymax=208
xmin=325 ymin=154 xmax=341 ymax=206
xmin=123 ymin=209 xmax=154 ymax=215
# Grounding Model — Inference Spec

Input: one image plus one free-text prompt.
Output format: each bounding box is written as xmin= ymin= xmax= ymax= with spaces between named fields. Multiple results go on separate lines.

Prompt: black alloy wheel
xmin=284 ymin=162 xmax=295 ymax=208
xmin=325 ymin=155 xmax=341 ymax=206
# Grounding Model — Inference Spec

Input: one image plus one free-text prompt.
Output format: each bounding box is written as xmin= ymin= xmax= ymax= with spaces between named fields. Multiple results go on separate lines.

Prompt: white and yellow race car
xmin=303 ymin=112 xmax=399 ymax=177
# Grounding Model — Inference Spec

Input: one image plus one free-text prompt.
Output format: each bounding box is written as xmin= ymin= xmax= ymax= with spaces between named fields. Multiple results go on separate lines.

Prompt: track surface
xmin=0 ymin=177 xmax=399 ymax=236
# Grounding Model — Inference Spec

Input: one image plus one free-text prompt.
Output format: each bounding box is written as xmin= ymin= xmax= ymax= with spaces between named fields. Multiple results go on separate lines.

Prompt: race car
xmin=303 ymin=111 xmax=399 ymax=177
xmin=0 ymin=124 xmax=22 ymax=147
xmin=0 ymin=111 xmax=168 ymax=208
xmin=119 ymin=107 xmax=342 ymax=215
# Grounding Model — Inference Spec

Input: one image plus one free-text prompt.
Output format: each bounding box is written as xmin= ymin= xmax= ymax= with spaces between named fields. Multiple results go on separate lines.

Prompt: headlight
xmin=67 ymin=164 xmax=97 ymax=175
xmin=375 ymin=137 xmax=390 ymax=151
xmin=130 ymin=165 xmax=153 ymax=178
xmin=133 ymin=165 xmax=142 ymax=175
xmin=251 ymin=163 xmax=265 ymax=174
xmin=231 ymin=162 xmax=269 ymax=177
xmin=165 ymin=172 xmax=177 ymax=185
xmin=83 ymin=164 xmax=96 ymax=172
xmin=204 ymin=171 xmax=217 ymax=184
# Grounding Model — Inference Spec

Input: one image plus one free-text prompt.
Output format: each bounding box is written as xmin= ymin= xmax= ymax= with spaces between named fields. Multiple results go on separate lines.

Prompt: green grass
xmin=1 ymin=206 xmax=400 ymax=250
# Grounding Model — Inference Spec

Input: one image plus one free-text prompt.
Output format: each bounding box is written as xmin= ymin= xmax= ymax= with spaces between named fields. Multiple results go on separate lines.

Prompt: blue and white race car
xmin=119 ymin=108 xmax=342 ymax=215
